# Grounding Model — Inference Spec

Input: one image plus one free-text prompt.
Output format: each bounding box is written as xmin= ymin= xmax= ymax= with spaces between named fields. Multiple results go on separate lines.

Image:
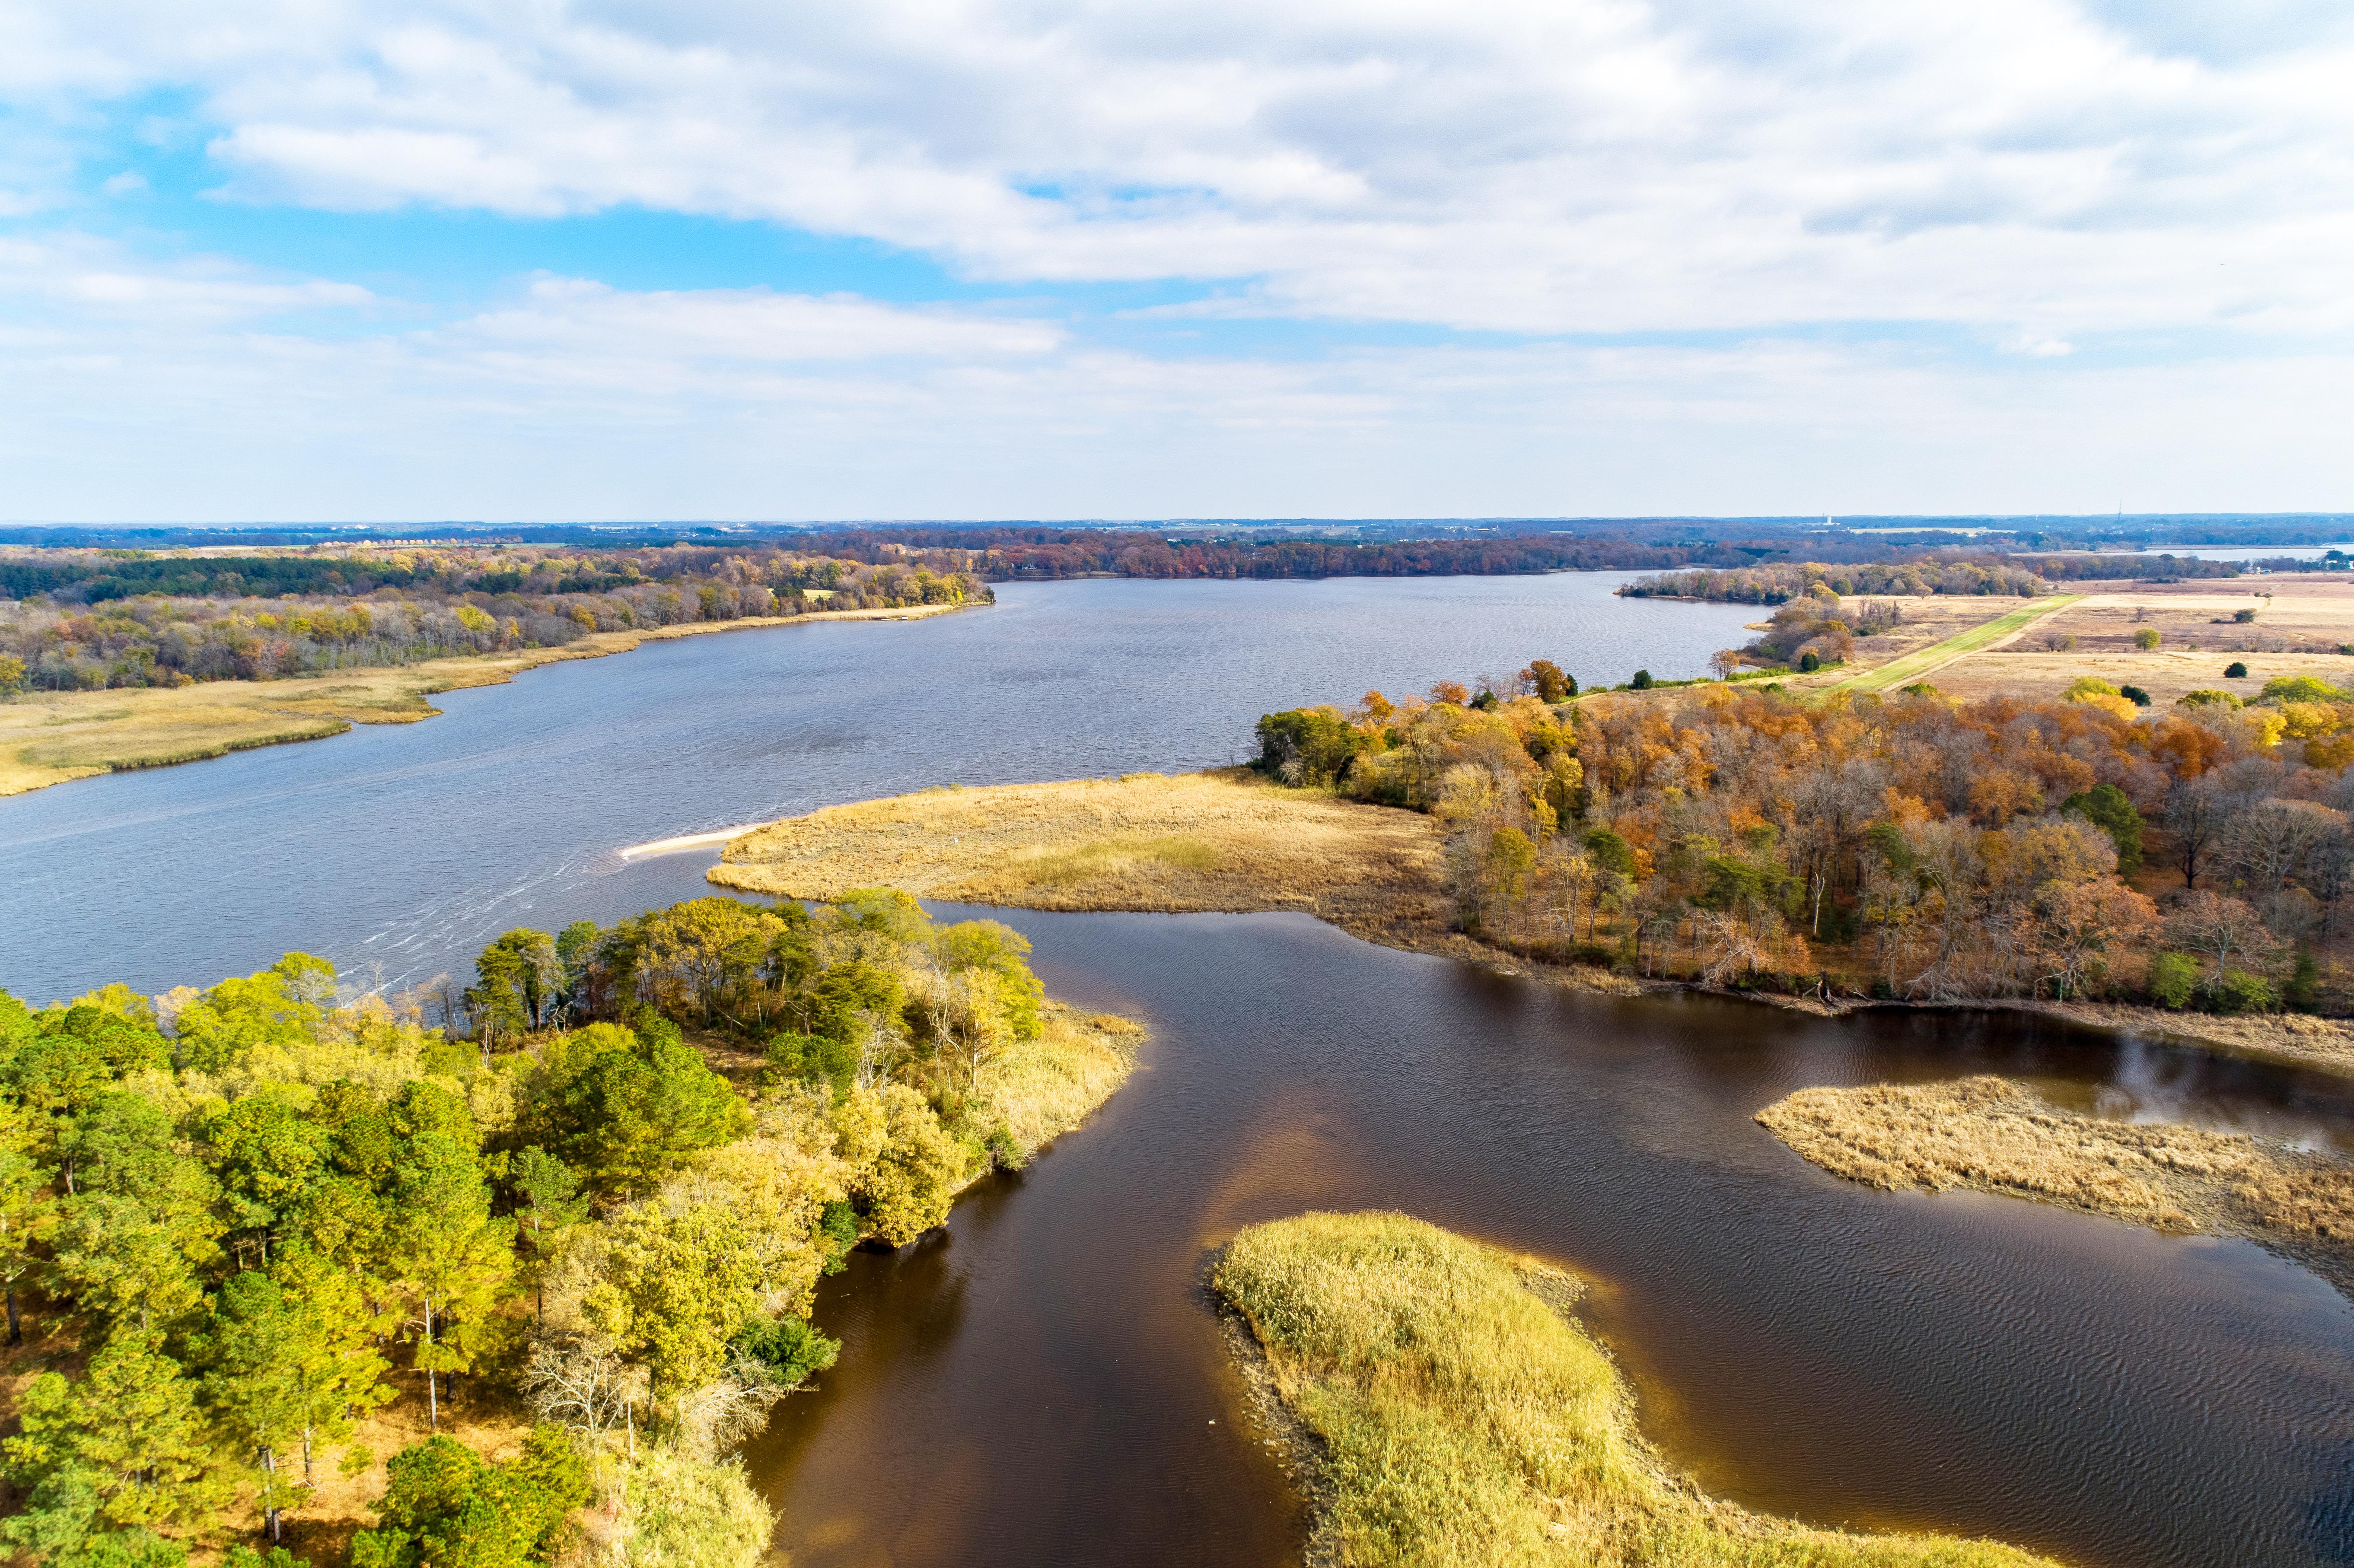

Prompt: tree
xmin=509 ymin=1148 xmax=590 ymax=1324
xmin=193 ymin=1272 xmax=309 ymax=1543
xmin=2166 ymin=890 xmax=2282 ymax=999
xmin=202 ymin=1088 xmax=329 ymax=1267
xmin=2163 ymin=776 xmax=2225 ymax=887
xmin=1522 ymin=660 xmax=1573 ymax=703
xmin=473 ymin=929 xmax=565 ymax=1043
xmin=2029 ymin=879 xmax=2158 ymax=1001
xmin=517 ymin=1023 xmax=748 ymax=1198
xmin=386 ymin=1133 xmax=513 ymax=1430
xmin=271 ymin=1244 xmax=393 ymax=1484
xmin=2061 ymin=783 xmax=2145 ymax=874
xmin=350 ymin=1428 xmax=585 ymax=1568
xmin=845 ymin=1086 xmax=971 ymax=1247
xmin=2 ymin=1333 xmax=228 ymax=1553
xmin=172 ymin=955 xmax=337 ymax=1075
xmin=0 ymin=1094 xmax=56 ymax=1343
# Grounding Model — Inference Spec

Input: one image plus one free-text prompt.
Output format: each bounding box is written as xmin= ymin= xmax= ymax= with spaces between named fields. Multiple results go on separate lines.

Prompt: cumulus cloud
xmin=0 ymin=0 xmax=2348 ymax=516
xmin=3 ymin=0 xmax=2350 ymax=340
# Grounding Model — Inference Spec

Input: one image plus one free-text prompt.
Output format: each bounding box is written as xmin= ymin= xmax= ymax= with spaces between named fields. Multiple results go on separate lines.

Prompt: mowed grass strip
xmin=1213 ymin=1211 xmax=2064 ymax=1568
xmin=1828 ymin=596 xmax=2082 ymax=695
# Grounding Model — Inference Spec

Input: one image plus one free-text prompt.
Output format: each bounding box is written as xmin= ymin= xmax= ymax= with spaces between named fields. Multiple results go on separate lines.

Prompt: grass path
xmin=1826 ymin=595 xmax=2082 ymax=694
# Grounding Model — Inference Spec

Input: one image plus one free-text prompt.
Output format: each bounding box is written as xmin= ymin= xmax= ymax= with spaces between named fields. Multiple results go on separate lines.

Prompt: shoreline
xmin=0 ymin=601 xmax=973 ymax=798
xmin=707 ymin=768 xmax=2354 ymax=1081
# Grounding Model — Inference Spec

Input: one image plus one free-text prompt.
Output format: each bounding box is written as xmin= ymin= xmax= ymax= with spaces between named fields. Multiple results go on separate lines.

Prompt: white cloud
xmin=3 ymin=0 xmax=2350 ymax=342
xmin=0 ymin=0 xmax=2348 ymax=516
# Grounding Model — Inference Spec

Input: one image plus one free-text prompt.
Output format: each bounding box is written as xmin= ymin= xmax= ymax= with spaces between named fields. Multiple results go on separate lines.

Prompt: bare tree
xmin=2163 ymin=776 xmax=2226 ymax=887
xmin=2166 ymin=890 xmax=2282 ymax=990
xmin=522 ymin=1334 xmax=650 ymax=1446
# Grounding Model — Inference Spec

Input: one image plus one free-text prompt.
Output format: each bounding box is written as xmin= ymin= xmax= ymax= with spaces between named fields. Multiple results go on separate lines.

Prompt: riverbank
xmin=1210 ymin=1210 xmax=2062 ymax=1568
xmin=1758 ymin=1076 xmax=2354 ymax=1297
xmin=0 ymin=602 xmax=969 ymax=796
xmin=708 ymin=770 xmax=2354 ymax=1069
xmin=978 ymin=999 xmax=1146 ymax=1161
xmin=711 ymin=768 xmax=1462 ymax=956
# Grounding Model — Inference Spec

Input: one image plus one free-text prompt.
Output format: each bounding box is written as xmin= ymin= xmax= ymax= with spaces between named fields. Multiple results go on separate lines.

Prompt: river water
xmin=0 ymin=572 xmax=1751 ymax=1001
xmin=3 ymin=574 xmax=2351 ymax=1565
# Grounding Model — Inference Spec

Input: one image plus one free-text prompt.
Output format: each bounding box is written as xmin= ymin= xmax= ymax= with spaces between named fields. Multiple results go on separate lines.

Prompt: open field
xmin=1823 ymin=596 xmax=2081 ymax=694
xmin=1211 ymin=1210 xmax=2061 ymax=1568
xmin=1758 ymin=1076 xmax=2354 ymax=1295
xmin=1793 ymin=574 xmax=2354 ymax=706
xmin=0 ymin=603 xmax=966 ymax=797
xmin=710 ymin=769 xmax=1456 ymax=952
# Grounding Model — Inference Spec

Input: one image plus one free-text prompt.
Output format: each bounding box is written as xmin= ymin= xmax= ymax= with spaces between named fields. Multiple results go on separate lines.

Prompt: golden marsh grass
xmin=1759 ymin=1076 xmax=2354 ymax=1294
xmin=711 ymin=769 xmax=1452 ymax=948
xmin=978 ymin=1001 xmax=1146 ymax=1159
xmin=1212 ymin=1211 xmax=2062 ymax=1568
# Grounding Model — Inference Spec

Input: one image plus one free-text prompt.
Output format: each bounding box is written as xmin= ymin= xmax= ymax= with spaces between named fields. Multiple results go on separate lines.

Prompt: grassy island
xmin=1758 ymin=1077 xmax=2354 ymax=1294
xmin=712 ymin=768 xmax=1457 ymax=954
xmin=1211 ymin=1211 xmax=2062 ymax=1568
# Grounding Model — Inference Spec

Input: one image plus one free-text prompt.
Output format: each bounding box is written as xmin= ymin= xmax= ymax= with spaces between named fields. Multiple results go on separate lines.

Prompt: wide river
xmin=3 ymin=574 xmax=2350 ymax=1565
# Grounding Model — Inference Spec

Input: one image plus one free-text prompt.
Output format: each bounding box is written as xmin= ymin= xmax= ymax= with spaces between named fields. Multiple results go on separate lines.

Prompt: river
xmin=745 ymin=908 xmax=2354 ymax=1568
xmin=0 ymin=572 xmax=1752 ymax=1001
xmin=3 ymin=574 xmax=2350 ymax=1565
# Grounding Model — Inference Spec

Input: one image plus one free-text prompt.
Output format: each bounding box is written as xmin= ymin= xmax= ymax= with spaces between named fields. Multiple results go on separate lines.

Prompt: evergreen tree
xmin=2 ymin=1332 xmax=227 ymax=1554
xmin=192 ymin=1272 xmax=308 ymax=1543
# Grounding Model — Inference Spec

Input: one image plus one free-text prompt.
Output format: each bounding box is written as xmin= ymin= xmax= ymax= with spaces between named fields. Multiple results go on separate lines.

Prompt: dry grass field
xmin=1212 ymin=1210 xmax=2061 ymax=1568
xmin=710 ymin=769 xmax=1455 ymax=951
xmin=1808 ymin=574 xmax=2354 ymax=706
xmin=1759 ymin=1076 xmax=2354 ymax=1294
xmin=0 ymin=603 xmax=965 ymax=796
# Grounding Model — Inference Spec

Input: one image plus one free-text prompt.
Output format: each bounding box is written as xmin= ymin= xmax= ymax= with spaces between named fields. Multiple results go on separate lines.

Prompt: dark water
xmin=749 ymin=909 xmax=2354 ymax=1568
xmin=0 ymin=573 xmax=1752 ymax=1002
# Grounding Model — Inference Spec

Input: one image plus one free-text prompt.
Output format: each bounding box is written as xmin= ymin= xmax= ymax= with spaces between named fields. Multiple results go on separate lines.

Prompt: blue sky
xmin=1 ymin=0 xmax=2350 ymax=521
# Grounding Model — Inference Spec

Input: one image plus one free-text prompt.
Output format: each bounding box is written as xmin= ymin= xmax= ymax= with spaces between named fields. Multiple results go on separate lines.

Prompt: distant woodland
xmin=1258 ymin=668 xmax=2354 ymax=1013
xmin=0 ymin=547 xmax=988 ymax=694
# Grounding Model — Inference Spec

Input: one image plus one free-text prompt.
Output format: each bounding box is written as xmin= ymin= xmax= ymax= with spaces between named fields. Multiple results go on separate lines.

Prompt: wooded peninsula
xmin=0 ymin=891 xmax=1139 ymax=1566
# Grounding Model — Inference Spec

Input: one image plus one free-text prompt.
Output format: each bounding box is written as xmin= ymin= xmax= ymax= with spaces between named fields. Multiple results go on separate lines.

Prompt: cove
xmin=747 ymin=906 xmax=2354 ymax=1568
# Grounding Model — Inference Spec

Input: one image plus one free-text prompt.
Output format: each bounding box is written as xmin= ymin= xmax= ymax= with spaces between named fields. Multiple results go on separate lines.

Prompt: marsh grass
xmin=1759 ymin=1076 xmax=2354 ymax=1294
xmin=978 ymin=1001 xmax=1146 ymax=1158
xmin=1213 ymin=1211 xmax=2063 ymax=1568
xmin=713 ymin=770 xmax=1453 ymax=949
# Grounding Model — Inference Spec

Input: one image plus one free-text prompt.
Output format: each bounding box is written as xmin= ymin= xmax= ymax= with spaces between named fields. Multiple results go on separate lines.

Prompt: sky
xmin=1 ymin=0 xmax=2350 ymax=522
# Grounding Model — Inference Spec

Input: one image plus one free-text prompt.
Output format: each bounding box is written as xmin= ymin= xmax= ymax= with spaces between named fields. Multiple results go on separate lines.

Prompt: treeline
xmin=0 ymin=890 xmax=1058 ymax=1567
xmin=0 ymin=546 xmax=988 ymax=693
xmin=1257 ymin=671 xmax=2354 ymax=1011
xmin=1620 ymin=551 xmax=2260 ymax=605
xmin=1621 ymin=555 xmax=2051 ymax=604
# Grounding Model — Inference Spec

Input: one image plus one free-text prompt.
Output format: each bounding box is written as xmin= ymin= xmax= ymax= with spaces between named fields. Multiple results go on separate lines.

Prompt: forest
xmin=1256 ymin=666 xmax=2354 ymax=1011
xmin=0 ymin=889 xmax=1095 ymax=1568
xmin=0 ymin=546 xmax=988 ymax=694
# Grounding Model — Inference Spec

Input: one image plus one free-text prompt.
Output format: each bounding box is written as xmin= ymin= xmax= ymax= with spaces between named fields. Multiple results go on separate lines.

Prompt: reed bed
xmin=978 ymin=1001 xmax=1146 ymax=1158
xmin=1212 ymin=1211 xmax=2061 ymax=1568
xmin=1759 ymin=1076 xmax=2354 ymax=1293
xmin=712 ymin=770 xmax=1452 ymax=947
